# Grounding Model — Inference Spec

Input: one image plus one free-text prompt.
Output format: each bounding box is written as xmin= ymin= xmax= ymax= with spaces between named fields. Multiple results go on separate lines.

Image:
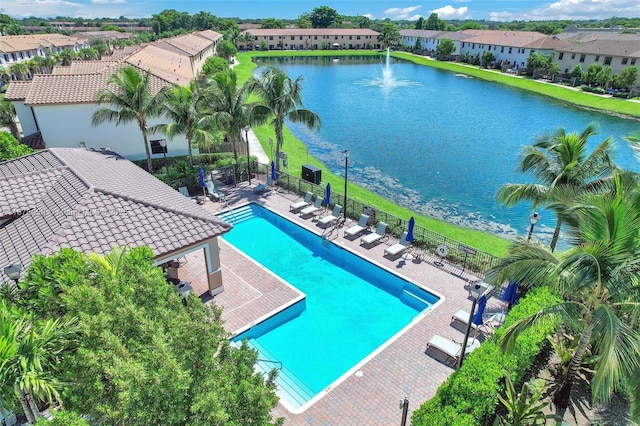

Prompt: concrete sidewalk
xmin=245 ymin=127 xmax=270 ymax=166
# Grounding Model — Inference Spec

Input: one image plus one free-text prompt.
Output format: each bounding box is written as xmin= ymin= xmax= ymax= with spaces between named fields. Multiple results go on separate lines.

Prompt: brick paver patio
xmin=177 ymin=180 xmax=507 ymax=425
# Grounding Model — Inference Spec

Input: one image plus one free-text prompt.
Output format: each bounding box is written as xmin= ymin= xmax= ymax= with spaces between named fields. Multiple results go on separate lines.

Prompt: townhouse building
xmin=0 ymin=34 xmax=90 ymax=67
xmin=237 ymin=28 xmax=381 ymax=51
xmin=554 ymin=39 xmax=640 ymax=75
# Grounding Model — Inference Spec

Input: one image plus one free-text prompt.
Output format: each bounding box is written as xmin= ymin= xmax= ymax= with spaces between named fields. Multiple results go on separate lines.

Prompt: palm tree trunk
xmin=17 ymin=387 xmax=36 ymax=425
xmin=274 ymin=125 xmax=284 ymax=173
xmin=553 ymin=325 xmax=592 ymax=410
xmin=141 ymin=128 xmax=154 ymax=173
xmin=26 ymin=392 xmax=41 ymax=421
xmin=233 ymin=135 xmax=239 ymax=186
xmin=550 ymin=218 xmax=562 ymax=252
xmin=186 ymin=133 xmax=194 ymax=167
xmin=9 ymin=121 xmax=21 ymax=140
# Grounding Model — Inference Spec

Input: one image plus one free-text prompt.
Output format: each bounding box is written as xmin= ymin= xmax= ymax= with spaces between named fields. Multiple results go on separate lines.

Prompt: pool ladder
xmin=257 ymin=358 xmax=283 ymax=370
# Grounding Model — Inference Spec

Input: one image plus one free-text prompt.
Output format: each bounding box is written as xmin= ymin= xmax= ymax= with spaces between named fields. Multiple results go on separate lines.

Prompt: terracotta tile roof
xmin=52 ymin=61 xmax=119 ymax=75
xmin=20 ymin=132 xmax=46 ymax=150
xmin=241 ymin=28 xmax=380 ymax=37
xmin=125 ymin=44 xmax=194 ymax=86
xmin=155 ymin=33 xmax=214 ymax=56
xmin=554 ymin=39 xmax=640 ymax=57
xmin=0 ymin=148 xmax=232 ymax=285
xmin=3 ymin=81 xmax=32 ymax=101
xmin=400 ymin=29 xmax=475 ymax=42
xmin=461 ymin=30 xmax=551 ymax=48
xmin=0 ymin=34 xmax=85 ymax=53
xmin=196 ymin=29 xmax=223 ymax=42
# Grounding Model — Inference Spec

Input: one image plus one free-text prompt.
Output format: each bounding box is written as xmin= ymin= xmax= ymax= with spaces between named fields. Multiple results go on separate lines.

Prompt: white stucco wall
xmin=13 ymin=101 xmax=37 ymax=136
xmin=33 ymin=103 xmax=191 ymax=161
xmin=460 ymin=43 xmax=534 ymax=67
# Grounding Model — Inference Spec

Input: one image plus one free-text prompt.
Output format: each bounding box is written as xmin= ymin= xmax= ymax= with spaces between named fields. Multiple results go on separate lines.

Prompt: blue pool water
xmin=220 ymin=204 xmax=439 ymax=411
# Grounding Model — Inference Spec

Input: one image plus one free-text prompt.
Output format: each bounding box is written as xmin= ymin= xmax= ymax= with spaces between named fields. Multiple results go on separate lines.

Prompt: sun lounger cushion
xmin=301 ymin=197 xmax=323 ymax=216
xmin=318 ymin=205 xmax=342 ymax=226
xmin=290 ymin=192 xmax=313 ymax=211
xmin=345 ymin=214 xmax=369 ymax=237
xmin=361 ymin=222 xmax=387 ymax=245
xmin=384 ymin=232 xmax=410 ymax=256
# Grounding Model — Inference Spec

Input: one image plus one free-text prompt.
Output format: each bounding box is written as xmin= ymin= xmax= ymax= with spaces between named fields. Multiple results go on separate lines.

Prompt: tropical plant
xmin=0 ymin=301 xmax=78 ymax=425
xmin=238 ymin=31 xmax=254 ymax=50
xmin=247 ymin=66 xmax=321 ymax=173
xmin=496 ymin=123 xmax=615 ymax=251
xmin=378 ymin=22 xmax=401 ymax=49
xmin=154 ymin=80 xmax=215 ymax=166
xmin=436 ymin=38 xmax=455 ymax=59
xmin=486 ymin=171 xmax=640 ymax=421
xmin=0 ymin=99 xmax=22 ymax=141
xmin=56 ymin=48 xmax=76 ymax=66
xmin=494 ymin=375 xmax=554 ymax=425
xmin=92 ymin=65 xmax=162 ymax=172
xmin=8 ymin=62 xmax=29 ymax=81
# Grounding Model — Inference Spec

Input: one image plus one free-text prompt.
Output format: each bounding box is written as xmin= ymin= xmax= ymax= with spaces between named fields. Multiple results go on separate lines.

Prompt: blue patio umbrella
xmin=472 ymin=295 xmax=487 ymax=326
xmin=406 ymin=216 xmax=415 ymax=243
xmin=325 ymin=183 xmax=331 ymax=205
xmin=502 ymin=281 xmax=518 ymax=305
xmin=508 ymin=281 xmax=519 ymax=306
xmin=198 ymin=166 xmax=206 ymax=188
xmin=270 ymin=161 xmax=276 ymax=182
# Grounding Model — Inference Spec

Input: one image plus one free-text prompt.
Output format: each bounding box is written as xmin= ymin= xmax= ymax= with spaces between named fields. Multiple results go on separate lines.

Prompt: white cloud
xmin=363 ymin=13 xmax=376 ymax=20
xmin=1 ymin=0 xmax=140 ymax=18
xmin=383 ymin=5 xmax=423 ymax=20
xmin=92 ymin=0 xmax=126 ymax=4
xmin=489 ymin=0 xmax=640 ymax=21
xmin=430 ymin=5 xmax=470 ymax=19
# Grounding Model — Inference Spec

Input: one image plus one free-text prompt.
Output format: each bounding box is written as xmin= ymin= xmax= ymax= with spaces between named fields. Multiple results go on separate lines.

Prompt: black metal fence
xmin=275 ymin=170 xmax=501 ymax=277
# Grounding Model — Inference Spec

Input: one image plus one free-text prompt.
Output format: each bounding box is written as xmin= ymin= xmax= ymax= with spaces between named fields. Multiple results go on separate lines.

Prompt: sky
xmin=1 ymin=0 xmax=639 ymax=22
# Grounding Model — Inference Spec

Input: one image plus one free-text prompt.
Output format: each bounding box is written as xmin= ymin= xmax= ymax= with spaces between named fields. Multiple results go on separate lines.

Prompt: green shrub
xmin=411 ymin=287 xmax=561 ymax=425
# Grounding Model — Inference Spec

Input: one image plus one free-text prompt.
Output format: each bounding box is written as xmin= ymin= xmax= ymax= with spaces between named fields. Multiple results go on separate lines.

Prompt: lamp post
xmin=343 ymin=149 xmax=349 ymax=220
xmin=244 ymin=126 xmax=252 ymax=185
xmin=527 ymin=211 xmax=540 ymax=242
xmin=3 ymin=263 xmax=23 ymax=285
xmin=458 ymin=283 xmax=485 ymax=368
xmin=399 ymin=396 xmax=409 ymax=426
xmin=158 ymin=139 xmax=169 ymax=182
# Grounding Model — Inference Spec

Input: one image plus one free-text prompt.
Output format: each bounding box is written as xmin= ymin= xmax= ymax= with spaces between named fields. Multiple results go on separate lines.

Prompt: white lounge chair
xmin=204 ymin=181 xmax=224 ymax=201
xmin=253 ymin=176 xmax=273 ymax=193
xmin=361 ymin=222 xmax=387 ymax=246
xmin=345 ymin=214 xmax=369 ymax=238
xmin=178 ymin=186 xmax=197 ymax=203
xmin=318 ymin=205 xmax=342 ymax=227
xmin=426 ymin=335 xmax=480 ymax=365
xmin=290 ymin=191 xmax=313 ymax=211
xmin=384 ymin=232 xmax=411 ymax=257
xmin=300 ymin=196 xmax=323 ymax=217
xmin=451 ymin=309 xmax=500 ymax=333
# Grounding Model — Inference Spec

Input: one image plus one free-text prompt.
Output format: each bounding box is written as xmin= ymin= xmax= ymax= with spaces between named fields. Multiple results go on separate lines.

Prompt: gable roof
xmin=554 ymin=39 xmax=640 ymax=57
xmin=154 ymin=33 xmax=214 ymax=56
xmin=196 ymin=29 xmax=224 ymax=42
xmin=0 ymin=34 xmax=85 ymax=54
xmin=0 ymin=148 xmax=232 ymax=284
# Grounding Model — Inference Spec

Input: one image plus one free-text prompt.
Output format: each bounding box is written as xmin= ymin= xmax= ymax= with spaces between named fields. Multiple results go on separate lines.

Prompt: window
xmin=579 ymin=54 xmax=586 ymax=63
xmin=269 ymin=36 xmax=273 ymax=40
xmin=594 ymin=55 xmax=600 ymax=62
xmin=604 ymin=56 xmax=612 ymax=65
xmin=631 ymin=59 xmax=636 ymax=65
xmin=571 ymin=53 xmax=576 ymax=60
xmin=291 ymin=36 xmax=294 ymax=40
xmin=501 ymin=46 xmax=504 ymax=53
xmin=299 ymin=36 xmax=303 ymax=40
xmin=349 ymin=36 xmax=352 ymax=40
xmin=357 ymin=35 xmax=360 ymax=40
xmin=621 ymin=58 xmax=628 ymax=65
xmin=508 ymin=47 xmax=512 ymax=54
xmin=558 ymin=52 xmax=564 ymax=60
xmin=314 ymin=35 xmax=317 ymax=39
xmin=472 ymin=43 xmax=475 ymax=49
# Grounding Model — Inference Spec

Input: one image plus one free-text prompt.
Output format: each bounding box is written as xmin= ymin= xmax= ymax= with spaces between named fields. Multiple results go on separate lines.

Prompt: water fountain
xmin=356 ymin=47 xmax=420 ymax=94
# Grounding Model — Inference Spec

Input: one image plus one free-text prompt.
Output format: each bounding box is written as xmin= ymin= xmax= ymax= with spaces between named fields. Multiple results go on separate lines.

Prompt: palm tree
xmin=0 ymin=301 xmax=78 ymax=424
xmin=154 ymin=81 xmax=214 ymax=167
xmin=247 ymin=66 xmax=321 ymax=173
xmin=205 ymin=68 xmax=256 ymax=179
xmin=486 ymin=171 xmax=640 ymax=421
xmin=0 ymin=95 xmax=21 ymax=139
xmin=92 ymin=65 xmax=162 ymax=172
xmin=496 ymin=123 xmax=615 ymax=251
xmin=9 ymin=62 xmax=29 ymax=81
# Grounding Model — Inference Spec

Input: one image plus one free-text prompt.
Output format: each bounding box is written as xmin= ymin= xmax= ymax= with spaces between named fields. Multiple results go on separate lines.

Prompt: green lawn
xmin=235 ymin=50 xmax=639 ymax=257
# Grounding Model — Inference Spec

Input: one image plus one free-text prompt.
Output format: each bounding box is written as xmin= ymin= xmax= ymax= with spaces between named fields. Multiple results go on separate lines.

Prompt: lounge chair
xmin=178 ymin=186 xmax=197 ymax=203
xmin=384 ymin=232 xmax=411 ymax=257
xmin=290 ymin=191 xmax=313 ymax=211
xmin=344 ymin=214 xmax=369 ymax=238
xmin=426 ymin=335 xmax=480 ymax=366
xmin=204 ymin=181 xmax=224 ymax=201
xmin=300 ymin=196 xmax=323 ymax=217
xmin=451 ymin=309 xmax=500 ymax=333
xmin=253 ymin=176 xmax=273 ymax=193
xmin=361 ymin=222 xmax=387 ymax=246
xmin=318 ymin=205 xmax=342 ymax=227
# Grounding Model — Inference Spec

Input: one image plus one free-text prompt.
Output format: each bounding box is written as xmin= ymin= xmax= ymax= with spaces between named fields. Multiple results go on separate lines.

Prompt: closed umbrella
xmin=472 ymin=295 xmax=487 ymax=326
xmin=502 ymin=281 xmax=516 ymax=303
xmin=270 ymin=161 xmax=276 ymax=182
xmin=325 ymin=183 xmax=331 ymax=206
xmin=198 ymin=167 xmax=206 ymax=188
xmin=508 ymin=281 xmax=519 ymax=306
xmin=406 ymin=216 xmax=415 ymax=243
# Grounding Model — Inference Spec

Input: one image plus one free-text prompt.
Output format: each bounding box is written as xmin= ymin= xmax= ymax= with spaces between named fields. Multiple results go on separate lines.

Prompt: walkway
xmin=178 ymin=180 xmax=508 ymax=425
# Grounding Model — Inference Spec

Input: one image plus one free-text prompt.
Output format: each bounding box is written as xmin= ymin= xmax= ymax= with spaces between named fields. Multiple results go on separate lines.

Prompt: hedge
xmin=411 ymin=286 xmax=562 ymax=425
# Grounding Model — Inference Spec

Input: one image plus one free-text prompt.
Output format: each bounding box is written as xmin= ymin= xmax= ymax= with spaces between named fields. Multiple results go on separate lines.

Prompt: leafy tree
xmin=217 ymin=39 xmax=238 ymax=60
xmin=377 ymin=22 xmax=401 ymax=49
xmin=569 ymin=64 xmax=583 ymax=79
xmin=482 ymin=50 xmax=496 ymax=68
xmin=18 ymin=246 xmax=282 ymax=425
xmin=296 ymin=14 xmax=312 ymax=29
xmin=487 ymin=171 xmax=640 ymax=421
xmin=77 ymin=47 xmax=98 ymax=60
xmin=354 ymin=16 xmax=370 ymax=29
xmin=415 ymin=16 xmax=425 ymax=29
xmin=526 ymin=52 xmax=552 ymax=71
xmin=88 ymin=38 xmax=108 ymax=57
xmin=248 ymin=66 xmax=321 ymax=173
xmin=202 ymin=55 xmax=229 ymax=75
xmin=309 ymin=6 xmax=340 ymax=28
xmin=413 ymin=37 xmax=422 ymax=51
xmin=496 ymin=123 xmax=615 ymax=251
xmin=0 ymin=99 xmax=23 ymax=141
xmin=425 ymin=13 xmax=446 ymax=30
xmin=92 ymin=65 xmax=162 ymax=173
xmin=238 ymin=31 xmax=255 ymax=50
xmin=435 ymin=38 xmax=455 ymax=59
xmin=260 ymin=17 xmax=286 ymax=29
xmin=56 ymin=48 xmax=76 ymax=66
xmin=151 ymin=9 xmax=192 ymax=33
xmin=548 ymin=62 xmax=561 ymax=80
xmin=0 ymin=301 xmax=78 ymax=425
xmin=611 ymin=66 xmax=639 ymax=90
xmin=582 ymin=63 xmax=612 ymax=87
xmin=9 ymin=62 xmax=29 ymax=81
xmin=191 ymin=11 xmax=217 ymax=30
xmin=34 ymin=410 xmax=88 ymax=426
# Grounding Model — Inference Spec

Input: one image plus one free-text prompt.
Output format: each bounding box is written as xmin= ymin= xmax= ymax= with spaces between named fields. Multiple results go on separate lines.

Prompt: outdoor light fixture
xmin=3 ymin=263 xmax=23 ymax=283
xmin=343 ymin=149 xmax=349 ymax=219
xmin=244 ymin=126 xmax=252 ymax=185
xmin=527 ymin=211 xmax=540 ymax=242
xmin=158 ymin=139 xmax=169 ymax=182
xmin=458 ymin=282 xmax=486 ymax=368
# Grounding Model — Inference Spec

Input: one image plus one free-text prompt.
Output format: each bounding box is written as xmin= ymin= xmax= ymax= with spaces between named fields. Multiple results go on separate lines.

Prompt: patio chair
xmin=361 ymin=222 xmax=387 ymax=246
xmin=384 ymin=232 xmax=411 ymax=258
xmin=253 ymin=176 xmax=273 ymax=193
xmin=178 ymin=186 xmax=197 ymax=203
xmin=426 ymin=335 xmax=480 ymax=366
xmin=451 ymin=309 xmax=501 ymax=333
xmin=318 ymin=205 xmax=342 ymax=227
xmin=204 ymin=181 xmax=224 ymax=201
xmin=300 ymin=196 xmax=324 ymax=217
xmin=290 ymin=191 xmax=313 ymax=212
xmin=344 ymin=214 xmax=369 ymax=238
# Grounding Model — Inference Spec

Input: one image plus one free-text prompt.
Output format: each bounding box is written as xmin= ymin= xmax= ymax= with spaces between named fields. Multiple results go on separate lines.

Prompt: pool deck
xmin=178 ymin=180 xmax=508 ymax=425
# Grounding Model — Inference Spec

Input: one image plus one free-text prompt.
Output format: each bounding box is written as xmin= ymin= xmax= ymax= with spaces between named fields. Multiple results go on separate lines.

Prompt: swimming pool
xmin=219 ymin=204 xmax=442 ymax=413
